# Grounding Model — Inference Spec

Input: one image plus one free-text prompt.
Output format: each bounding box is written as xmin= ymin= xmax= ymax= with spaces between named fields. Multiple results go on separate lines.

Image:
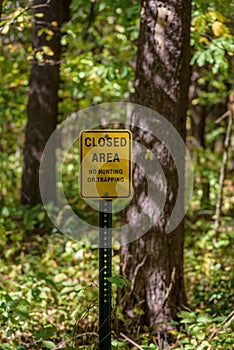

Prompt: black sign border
xmin=79 ymin=129 xmax=132 ymax=199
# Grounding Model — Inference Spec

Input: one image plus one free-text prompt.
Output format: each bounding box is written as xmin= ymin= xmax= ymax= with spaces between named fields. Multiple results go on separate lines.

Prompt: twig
xmin=120 ymin=332 xmax=144 ymax=350
xmin=0 ymin=0 xmax=51 ymax=32
xmin=29 ymin=59 xmax=64 ymax=66
xmin=120 ymin=254 xmax=147 ymax=306
xmin=33 ymin=0 xmax=51 ymax=10
xmin=214 ymin=108 xmax=233 ymax=235
xmin=215 ymin=111 xmax=230 ymax=124
xmin=161 ymin=267 xmax=175 ymax=308
xmin=154 ymin=267 xmax=176 ymax=320
xmin=222 ymin=310 xmax=234 ymax=330
xmin=209 ymin=310 xmax=234 ymax=340
xmin=130 ymin=255 xmax=147 ymax=292
xmin=54 ymin=339 xmax=67 ymax=349
xmin=74 ymin=331 xmax=98 ymax=338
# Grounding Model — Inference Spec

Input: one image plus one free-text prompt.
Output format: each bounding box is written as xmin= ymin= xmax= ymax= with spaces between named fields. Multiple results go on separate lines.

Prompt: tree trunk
xmin=215 ymin=92 xmax=234 ymax=234
xmin=21 ymin=0 xmax=71 ymax=205
xmin=119 ymin=0 xmax=191 ymax=336
xmin=189 ymin=65 xmax=207 ymax=148
xmin=189 ymin=65 xmax=210 ymax=205
xmin=0 ymin=1 xmax=3 ymax=20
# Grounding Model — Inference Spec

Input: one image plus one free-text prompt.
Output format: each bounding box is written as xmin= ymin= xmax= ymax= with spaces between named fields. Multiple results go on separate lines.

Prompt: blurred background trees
xmin=22 ymin=0 xmax=71 ymax=205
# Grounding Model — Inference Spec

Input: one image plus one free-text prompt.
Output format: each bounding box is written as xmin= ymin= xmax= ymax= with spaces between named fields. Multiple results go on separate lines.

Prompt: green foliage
xmin=0 ymin=199 xmax=233 ymax=348
xmin=0 ymin=224 xmax=99 ymax=348
xmin=59 ymin=0 xmax=139 ymax=115
xmin=107 ymin=275 xmax=131 ymax=289
xmin=34 ymin=326 xmax=57 ymax=340
xmin=0 ymin=0 xmax=140 ymax=203
xmin=173 ymin=310 xmax=234 ymax=349
xmin=191 ymin=0 xmax=234 ymax=105
xmin=0 ymin=1 xmax=31 ymax=207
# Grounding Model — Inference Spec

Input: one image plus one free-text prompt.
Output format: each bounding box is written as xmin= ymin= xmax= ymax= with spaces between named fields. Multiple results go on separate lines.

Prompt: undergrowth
xmin=0 ymin=203 xmax=233 ymax=349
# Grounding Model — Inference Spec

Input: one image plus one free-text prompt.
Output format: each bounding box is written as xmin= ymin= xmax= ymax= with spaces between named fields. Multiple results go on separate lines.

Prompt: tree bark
xmin=189 ymin=65 xmax=207 ymax=148
xmin=0 ymin=1 xmax=3 ymax=20
xmin=189 ymin=65 xmax=210 ymax=205
xmin=119 ymin=0 xmax=191 ymax=336
xmin=215 ymin=92 xmax=234 ymax=234
xmin=21 ymin=0 xmax=71 ymax=205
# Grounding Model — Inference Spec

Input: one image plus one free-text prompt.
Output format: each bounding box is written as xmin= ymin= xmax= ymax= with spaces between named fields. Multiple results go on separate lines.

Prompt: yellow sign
xmin=79 ymin=130 xmax=132 ymax=199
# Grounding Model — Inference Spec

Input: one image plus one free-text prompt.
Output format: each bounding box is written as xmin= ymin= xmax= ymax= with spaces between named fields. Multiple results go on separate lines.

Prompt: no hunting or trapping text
xmin=79 ymin=130 xmax=132 ymax=199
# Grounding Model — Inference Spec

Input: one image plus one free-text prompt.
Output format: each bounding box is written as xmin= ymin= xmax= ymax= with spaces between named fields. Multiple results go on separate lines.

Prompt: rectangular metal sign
xmin=79 ymin=129 xmax=132 ymax=199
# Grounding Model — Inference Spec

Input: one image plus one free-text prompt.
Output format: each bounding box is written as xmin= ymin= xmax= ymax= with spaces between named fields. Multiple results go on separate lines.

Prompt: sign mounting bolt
xmin=104 ymin=133 xmax=109 ymax=138
xmin=104 ymin=192 xmax=108 ymax=196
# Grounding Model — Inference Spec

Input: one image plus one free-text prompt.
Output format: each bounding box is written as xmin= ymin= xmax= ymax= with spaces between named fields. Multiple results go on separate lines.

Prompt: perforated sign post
xmin=79 ymin=130 xmax=132 ymax=350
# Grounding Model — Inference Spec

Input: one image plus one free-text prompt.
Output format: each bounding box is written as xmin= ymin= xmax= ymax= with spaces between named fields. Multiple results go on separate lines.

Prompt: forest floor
xmin=0 ymin=204 xmax=233 ymax=350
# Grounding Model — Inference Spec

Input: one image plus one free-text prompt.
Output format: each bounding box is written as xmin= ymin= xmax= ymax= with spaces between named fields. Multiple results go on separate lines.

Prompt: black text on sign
xmin=79 ymin=130 xmax=132 ymax=199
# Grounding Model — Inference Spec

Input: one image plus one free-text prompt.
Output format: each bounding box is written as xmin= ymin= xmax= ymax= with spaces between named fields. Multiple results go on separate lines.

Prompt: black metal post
xmin=99 ymin=200 xmax=112 ymax=350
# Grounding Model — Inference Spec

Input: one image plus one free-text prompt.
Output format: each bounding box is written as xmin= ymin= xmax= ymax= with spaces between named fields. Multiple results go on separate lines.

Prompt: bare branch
xmin=209 ymin=310 xmax=234 ymax=340
xmin=120 ymin=332 xmax=144 ymax=350
xmin=215 ymin=101 xmax=233 ymax=234
xmin=130 ymin=255 xmax=147 ymax=292
xmin=215 ymin=111 xmax=230 ymax=124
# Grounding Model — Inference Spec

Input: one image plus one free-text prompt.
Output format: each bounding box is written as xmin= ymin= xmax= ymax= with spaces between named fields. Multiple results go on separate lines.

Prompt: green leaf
xmin=133 ymin=305 xmax=145 ymax=315
xmin=6 ymin=330 xmax=13 ymax=337
xmin=42 ymin=46 xmax=54 ymax=56
xmin=214 ymin=239 xmax=230 ymax=248
xmin=197 ymin=52 xmax=207 ymax=67
xmin=60 ymin=286 xmax=75 ymax=295
xmin=199 ymin=341 xmax=212 ymax=349
xmin=34 ymin=326 xmax=57 ymax=340
xmin=142 ymin=344 xmax=157 ymax=349
xmin=8 ymin=298 xmax=31 ymax=320
xmin=0 ymin=223 xmax=7 ymax=245
xmin=35 ymin=52 xmax=43 ymax=61
xmin=35 ymin=13 xmax=44 ymax=18
xmin=111 ymin=339 xmax=126 ymax=347
xmin=0 ymin=343 xmax=11 ymax=350
xmin=178 ymin=311 xmax=197 ymax=323
xmin=197 ymin=312 xmax=213 ymax=323
xmin=2 ymin=207 xmax=10 ymax=217
xmin=37 ymin=28 xmax=45 ymax=37
xmin=31 ymin=287 xmax=40 ymax=298
xmin=37 ymin=211 xmax=46 ymax=221
xmin=120 ymin=66 xmax=128 ymax=78
xmin=42 ymin=340 xmax=56 ymax=349
xmin=16 ymin=346 xmax=27 ymax=350
xmin=107 ymin=275 xmax=131 ymax=289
